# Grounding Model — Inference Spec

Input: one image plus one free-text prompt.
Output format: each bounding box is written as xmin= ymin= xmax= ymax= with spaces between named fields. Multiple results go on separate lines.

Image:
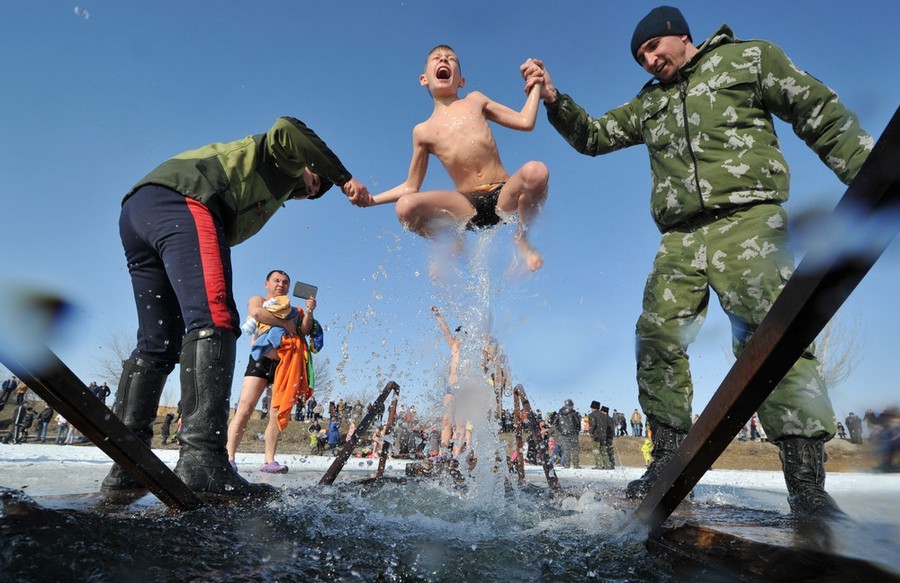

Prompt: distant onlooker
xmin=641 ymin=429 xmax=654 ymax=466
xmin=587 ymin=401 xmax=612 ymax=469
xmin=306 ymin=396 xmax=317 ymax=421
xmin=554 ymin=399 xmax=581 ymax=469
xmin=36 ymin=407 xmax=55 ymax=443
xmin=631 ymin=409 xmax=643 ymax=437
xmin=0 ymin=376 xmax=17 ymax=410
xmin=846 ymin=412 xmax=864 ymax=445
xmin=601 ymin=406 xmax=616 ymax=469
xmin=308 ymin=418 xmax=323 ymax=454
xmin=14 ymin=380 xmax=28 ymax=407
xmin=294 ymin=400 xmax=304 ymax=422
xmin=750 ymin=414 xmax=761 ymax=441
xmin=874 ymin=408 xmax=900 ymax=473
xmin=836 ymin=421 xmax=847 ymax=440
xmin=99 ymin=383 xmax=111 ymax=406
xmin=55 ymin=414 xmax=69 ymax=444
xmin=64 ymin=418 xmax=77 ymax=445
xmin=326 ymin=419 xmax=342 ymax=456
xmin=160 ymin=412 xmax=175 ymax=445
xmin=14 ymin=405 xmax=35 ymax=443
xmin=864 ymin=409 xmax=879 ymax=440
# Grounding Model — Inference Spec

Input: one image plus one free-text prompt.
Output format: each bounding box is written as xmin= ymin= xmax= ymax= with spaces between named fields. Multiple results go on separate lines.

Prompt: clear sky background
xmin=1 ymin=1 xmax=897 ymax=422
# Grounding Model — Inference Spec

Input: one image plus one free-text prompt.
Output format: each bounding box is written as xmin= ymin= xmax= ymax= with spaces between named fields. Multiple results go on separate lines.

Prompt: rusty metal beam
xmin=319 ymin=381 xmax=399 ymax=485
xmin=375 ymin=392 xmax=399 ymax=479
xmin=512 ymin=387 xmax=526 ymax=484
xmin=515 ymin=384 xmax=562 ymax=493
xmin=2 ymin=345 xmax=202 ymax=511
xmin=636 ymin=106 xmax=900 ymax=533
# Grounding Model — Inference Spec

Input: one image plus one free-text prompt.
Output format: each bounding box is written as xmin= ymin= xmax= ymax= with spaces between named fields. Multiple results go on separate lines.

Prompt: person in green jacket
xmin=521 ymin=6 xmax=873 ymax=518
xmin=104 ymin=117 xmax=371 ymax=500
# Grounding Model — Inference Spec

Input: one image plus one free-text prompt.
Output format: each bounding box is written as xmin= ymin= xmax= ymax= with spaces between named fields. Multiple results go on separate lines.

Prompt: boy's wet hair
xmin=425 ymin=44 xmax=460 ymax=73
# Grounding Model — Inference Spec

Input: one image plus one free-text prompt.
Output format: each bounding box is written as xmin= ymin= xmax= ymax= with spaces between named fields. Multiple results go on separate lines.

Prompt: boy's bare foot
xmin=515 ymin=235 xmax=543 ymax=272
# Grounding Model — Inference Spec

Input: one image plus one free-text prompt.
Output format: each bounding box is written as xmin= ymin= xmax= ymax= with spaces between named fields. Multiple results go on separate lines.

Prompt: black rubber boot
xmin=101 ymin=358 xmax=167 ymax=492
xmin=174 ymin=328 xmax=276 ymax=500
xmin=626 ymin=421 xmax=687 ymax=500
xmin=777 ymin=437 xmax=844 ymax=518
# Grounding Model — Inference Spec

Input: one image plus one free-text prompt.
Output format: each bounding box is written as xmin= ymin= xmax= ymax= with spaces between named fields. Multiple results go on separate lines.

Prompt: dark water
xmin=0 ymin=478 xmax=676 ymax=583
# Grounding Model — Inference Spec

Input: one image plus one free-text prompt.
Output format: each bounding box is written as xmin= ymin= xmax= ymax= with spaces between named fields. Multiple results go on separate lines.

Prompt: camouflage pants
xmin=591 ymin=440 xmax=611 ymax=469
xmin=636 ymin=204 xmax=836 ymax=442
xmin=561 ymin=435 xmax=580 ymax=467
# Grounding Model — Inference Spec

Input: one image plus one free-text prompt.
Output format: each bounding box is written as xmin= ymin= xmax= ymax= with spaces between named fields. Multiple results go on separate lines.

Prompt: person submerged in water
xmin=371 ymin=45 xmax=550 ymax=273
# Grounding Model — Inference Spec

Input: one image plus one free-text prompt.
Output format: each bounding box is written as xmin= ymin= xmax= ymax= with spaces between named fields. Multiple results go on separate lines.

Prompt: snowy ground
xmin=2 ymin=442 xmax=897 ymax=523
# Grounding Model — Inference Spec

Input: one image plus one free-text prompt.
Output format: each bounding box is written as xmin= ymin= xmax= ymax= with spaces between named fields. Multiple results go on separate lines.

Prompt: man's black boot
xmin=174 ymin=328 xmax=276 ymax=500
xmin=777 ymin=436 xmax=844 ymax=518
xmin=100 ymin=358 xmax=167 ymax=492
xmin=626 ymin=421 xmax=687 ymax=500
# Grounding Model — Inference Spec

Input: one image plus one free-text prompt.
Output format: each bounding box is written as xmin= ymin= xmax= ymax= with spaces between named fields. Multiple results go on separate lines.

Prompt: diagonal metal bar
xmin=319 ymin=381 xmax=399 ymax=485
xmin=512 ymin=386 xmax=526 ymax=484
xmin=515 ymin=384 xmax=562 ymax=493
xmin=2 ymin=345 xmax=202 ymax=511
xmin=636 ymin=106 xmax=900 ymax=534
xmin=375 ymin=392 xmax=399 ymax=479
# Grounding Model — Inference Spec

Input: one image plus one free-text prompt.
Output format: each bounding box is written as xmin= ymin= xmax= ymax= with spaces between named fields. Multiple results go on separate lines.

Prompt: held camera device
xmin=292 ymin=281 xmax=318 ymax=299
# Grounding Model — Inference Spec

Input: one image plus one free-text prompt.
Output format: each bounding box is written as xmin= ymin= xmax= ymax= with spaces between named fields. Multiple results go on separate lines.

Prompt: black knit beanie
xmin=631 ymin=6 xmax=691 ymax=62
xmin=311 ymin=176 xmax=333 ymax=200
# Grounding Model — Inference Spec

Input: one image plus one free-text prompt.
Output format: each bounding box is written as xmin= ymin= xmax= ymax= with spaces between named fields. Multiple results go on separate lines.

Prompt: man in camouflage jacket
xmin=521 ymin=6 xmax=872 ymax=517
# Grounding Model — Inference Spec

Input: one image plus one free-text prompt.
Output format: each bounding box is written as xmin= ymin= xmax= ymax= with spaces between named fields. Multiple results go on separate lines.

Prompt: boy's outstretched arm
xmin=482 ymin=60 xmax=543 ymax=131
xmin=371 ymin=126 xmax=430 ymax=206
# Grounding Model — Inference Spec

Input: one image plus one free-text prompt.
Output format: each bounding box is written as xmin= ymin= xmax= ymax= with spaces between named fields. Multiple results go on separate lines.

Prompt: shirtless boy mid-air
xmin=372 ymin=45 xmax=549 ymax=272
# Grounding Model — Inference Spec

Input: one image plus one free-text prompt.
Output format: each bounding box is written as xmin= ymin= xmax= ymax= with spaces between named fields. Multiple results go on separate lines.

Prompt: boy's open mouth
xmin=436 ymin=66 xmax=451 ymax=80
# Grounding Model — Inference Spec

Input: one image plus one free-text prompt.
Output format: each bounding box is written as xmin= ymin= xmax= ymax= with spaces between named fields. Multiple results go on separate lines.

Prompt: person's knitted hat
xmin=311 ymin=176 xmax=333 ymax=199
xmin=590 ymin=401 xmax=601 ymax=410
xmin=291 ymin=175 xmax=333 ymax=200
xmin=631 ymin=6 xmax=691 ymax=62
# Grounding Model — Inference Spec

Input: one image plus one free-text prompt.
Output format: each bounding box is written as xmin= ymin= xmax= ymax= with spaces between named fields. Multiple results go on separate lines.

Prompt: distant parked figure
xmin=631 ymin=409 xmax=643 ymax=437
xmin=55 ymin=414 xmax=68 ymax=444
xmin=14 ymin=380 xmax=28 ymax=407
xmin=846 ymin=412 xmax=864 ymax=445
xmin=160 ymin=412 xmax=175 ymax=445
xmin=326 ymin=419 xmax=342 ymax=456
xmin=874 ymin=407 xmax=900 ymax=473
xmin=0 ymin=376 xmax=17 ymax=410
xmin=836 ymin=420 xmax=847 ymax=440
xmin=99 ymin=382 xmax=111 ymax=406
xmin=587 ymin=401 xmax=612 ymax=469
xmin=554 ymin=399 xmax=581 ymax=469
xmin=36 ymin=407 xmax=54 ymax=442
xmin=864 ymin=409 xmax=879 ymax=440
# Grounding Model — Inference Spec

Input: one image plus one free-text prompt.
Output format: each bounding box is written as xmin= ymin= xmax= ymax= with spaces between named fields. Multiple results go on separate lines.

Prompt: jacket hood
xmin=680 ymin=24 xmax=736 ymax=75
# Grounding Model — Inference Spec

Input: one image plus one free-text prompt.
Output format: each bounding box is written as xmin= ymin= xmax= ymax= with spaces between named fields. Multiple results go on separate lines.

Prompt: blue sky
xmin=1 ymin=1 xmax=897 ymax=423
